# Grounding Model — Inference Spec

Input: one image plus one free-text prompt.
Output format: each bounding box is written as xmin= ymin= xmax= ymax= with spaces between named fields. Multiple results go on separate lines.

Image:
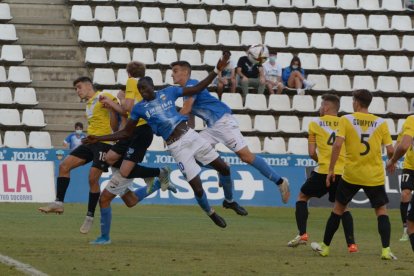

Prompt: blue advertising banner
xmin=0 ymin=148 xmax=405 ymax=208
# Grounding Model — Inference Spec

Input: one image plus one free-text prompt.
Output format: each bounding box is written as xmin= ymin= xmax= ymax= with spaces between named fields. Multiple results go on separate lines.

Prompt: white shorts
xmin=200 ymin=113 xmax=247 ymax=153
xmin=167 ymin=128 xmax=219 ymax=181
xmin=105 ymin=168 xmax=134 ymax=196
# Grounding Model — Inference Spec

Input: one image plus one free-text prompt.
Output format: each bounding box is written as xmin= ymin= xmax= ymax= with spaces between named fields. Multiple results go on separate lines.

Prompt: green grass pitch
xmin=0 ymin=203 xmax=413 ymax=275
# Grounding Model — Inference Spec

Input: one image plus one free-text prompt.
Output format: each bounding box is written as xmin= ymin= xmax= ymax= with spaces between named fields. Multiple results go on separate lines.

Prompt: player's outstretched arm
xmin=182 ymin=53 xmax=230 ymax=97
xmin=82 ymin=118 xmax=137 ymax=144
xmin=326 ymin=136 xmax=344 ymax=187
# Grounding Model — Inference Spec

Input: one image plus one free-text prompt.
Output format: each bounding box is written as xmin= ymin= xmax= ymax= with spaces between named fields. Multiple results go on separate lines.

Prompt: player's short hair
xmin=73 ymin=76 xmax=93 ymax=87
xmin=74 ymin=122 xmax=83 ymax=129
xmin=321 ymin=94 xmax=340 ymax=112
xmin=138 ymin=76 xmax=154 ymax=89
xmin=352 ymin=89 xmax=372 ymax=108
xmin=170 ymin=61 xmax=192 ymax=74
xmin=222 ymin=50 xmax=231 ymax=56
xmin=126 ymin=61 xmax=146 ymax=78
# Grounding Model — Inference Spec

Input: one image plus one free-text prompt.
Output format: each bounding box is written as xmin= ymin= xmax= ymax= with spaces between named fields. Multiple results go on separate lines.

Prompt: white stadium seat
xmin=329 ymin=75 xmax=351 ymax=91
xmin=180 ymin=49 xmax=202 ymax=65
xmin=269 ymin=0 xmax=290 ymax=7
xmin=125 ymin=27 xmax=146 ymax=44
xmin=359 ymin=0 xmax=380 ymax=10
xmin=224 ymin=0 xmax=245 ymax=6
xmin=85 ymin=47 xmax=108 ymax=65
xmin=0 ymin=45 xmax=24 ymax=62
xmin=180 ymin=0 xmax=200 ymax=3
xmin=94 ymin=6 xmax=116 ymax=23
xmin=379 ymin=35 xmax=400 ymax=51
xmin=164 ymin=8 xmax=185 ymax=24
xmin=186 ymin=9 xmax=208 ymax=25
xmin=382 ymin=0 xmax=403 ymax=11
xmin=0 ymin=87 xmax=12 ymax=104
xmin=402 ymin=36 xmax=414 ymax=51
xmin=353 ymin=75 xmax=375 ymax=91
xmin=195 ymin=29 xmax=216 ymax=45
xmin=310 ymin=33 xmax=332 ymax=49
xmin=301 ymin=13 xmax=322 ymax=29
xmin=391 ymin=16 xmax=412 ymax=31
xmin=389 ymin=56 xmax=410 ymax=72
xmin=78 ymin=26 xmax=100 ymax=43
xmin=256 ymin=11 xmax=277 ymax=27
xmin=190 ymin=70 xmax=208 ymax=82
xmin=244 ymin=136 xmax=262 ymax=153
xmin=145 ymin=69 xmax=163 ymax=86
xmin=400 ymin=77 xmax=414 ymax=94
xmin=218 ymin=30 xmax=240 ymax=46
xmin=0 ymin=24 xmax=17 ymax=42
xmin=287 ymin=32 xmax=309 ymax=48
xmin=93 ymin=68 xmax=116 ymax=86
xmin=346 ymin=14 xmax=368 ymax=30
xmin=288 ymin=138 xmax=308 ymax=155
xmin=155 ymin=49 xmax=177 ymax=65
xmin=264 ymin=32 xmax=286 ymax=48
xmin=164 ymin=69 xmax=174 ymax=85
xmin=203 ymin=50 xmax=221 ymax=66
xmin=148 ymin=27 xmax=170 ymax=44
xmin=0 ymin=66 xmax=6 ymax=83
xmin=132 ymin=48 xmax=155 ymax=65
xmin=387 ymin=97 xmax=408 ymax=114
xmin=343 ymin=55 xmax=364 ymax=71
xmin=397 ymin=119 xmax=406 ymax=134
xmin=263 ymin=137 xmax=286 ymax=154
xmin=276 ymin=53 xmax=293 ymax=68
xmin=244 ymin=94 xmax=268 ymax=111
xmin=254 ymin=115 xmax=277 ymax=133
xmin=377 ymin=76 xmax=399 ymax=93
xmin=241 ymin=31 xmax=262 ymax=46
xmin=14 ymin=88 xmax=38 ymax=106
xmin=233 ymin=10 xmax=254 ymax=27
xmin=278 ymin=12 xmax=300 ymax=28
xmin=337 ymin=0 xmax=358 ymax=10
xmin=71 ymin=5 xmax=93 ymax=22
xmin=247 ymin=0 xmax=268 ymax=7
xmin=319 ymin=54 xmax=341 ymax=71
xmin=210 ymin=10 xmax=232 ymax=26
xmin=314 ymin=0 xmax=335 ymax=8
xmin=324 ymin=13 xmax=345 ymax=29
xmin=365 ymin=55 xmax=388 ymax=72
xmin=172 ymin=28 xmax=194 ymax=45
xmin=333 ymin=34 xmax=354 ymax=50
xmin=307 ymin=75 xmax=328 ymax=90
xmin=109 ymin=47 xmax=131 ymax=65
xmin=268 ymin=94 xmax=291 ymax=111
xmin=277 ymin=116 xmax=301 ymax=133
xmin=8 ymin=66 xmax=31 ymax=84
xmin=221 ymin=93 xmax=244 ymax=110
xmin=101 ymin=27 xmax=123 ymax=43
xmin=301 ymin=116 xmax=318 ymax=132
xmin=339 ymin=96 xmax=353 ymax=113
xmin=292 ymin=95 xmax=314 ymax=112
xmin=233 ymin=114 xmax=253 ymax=132
xmin=368 ymin=15 xmax=389 ymax=31
xmin=117 ymin=6 xmax=139 ymax=23
xmin=356 ymin=35 xmax=377 ymax=50
xmin=368 ymin=97 xmax=386 ymax=114
xmin=22 ymin=109 xmax=46 ymax=127
xmin=116 ymin=69 xmax=128 ymax=85
xmin=28 ymin=132 xmax=52 ymax=149
xmin=298 ymin=53 xmax=318 ymax=70
xmin=148 ymin=135 xmax=166 ymax=151
xmin=4 ymin=131 xmax=27 ymax=148
xmin=292 ymin=0 xmax=313 ymax=8
xmin=385 ymin=118 xmax=397 ymax=135
xmin=0 ymin=108 xmax=20 ymax=126
xmin=0 ymin=3 xmax=12 ymax=21
xmin=140 ymin=7 xmax=162 ymax=23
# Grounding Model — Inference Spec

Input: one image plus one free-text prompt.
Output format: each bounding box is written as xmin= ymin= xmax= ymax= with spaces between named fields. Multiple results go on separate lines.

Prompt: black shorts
xmin=335 ymin=179 xmax=389 ymax=208
xmin=110 ymin=124 xmax=153 ymax=163
xmin=400 ymin=169 xmax=414 ymax=191
xmin=300 ymin=171 xmax=340 ymax=203
xmin=70 ymin=142 xmax=112 ymax=172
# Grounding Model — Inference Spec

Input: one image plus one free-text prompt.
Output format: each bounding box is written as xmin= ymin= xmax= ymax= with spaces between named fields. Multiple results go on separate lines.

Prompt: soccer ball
xmin=247 ymin=44 xmax=269 ymax=65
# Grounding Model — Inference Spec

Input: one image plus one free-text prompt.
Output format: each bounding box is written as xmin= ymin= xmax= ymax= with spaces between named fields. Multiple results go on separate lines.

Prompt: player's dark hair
xmin=352 ymin=89 xmax=373 ymax=108
xmin=289 ymin=56 xmax=302 ymax=69
xmin=126 ymin=61 xmax=146 ymax=78
xmin=321 ymin=94 xmax=340 ymax=112
xmin=74 ymin=122 xmax=83 ymax=129
xmin=222 ymin=50 xmax=231 ymax=56
xmin=138 ymin=76 xmax=154 ymax=89
xmin=170 ymin=60 xmax=192 ymax=74
xmin=73 ymin=76 xmax=93 ymax=87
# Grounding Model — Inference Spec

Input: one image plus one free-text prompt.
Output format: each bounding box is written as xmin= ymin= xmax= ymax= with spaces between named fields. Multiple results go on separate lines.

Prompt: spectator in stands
xmin=406 ymin=0 xmax=414 ymax=10
xmin=63 ymin=122 xmax=86 ymax=150
xmin=263 ymin=54 xmax=284 ymax=94
xmin=282 ymin=56 xmax=314 ymax=92
xmin=216 ymin=50 xmax=236 ymax=97
xmin=236 ymin=49 xmax=266 ymax=96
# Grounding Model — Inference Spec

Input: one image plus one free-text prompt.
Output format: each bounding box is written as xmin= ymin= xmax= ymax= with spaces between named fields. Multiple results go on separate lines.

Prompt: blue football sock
xmin=134 ymin=180 xmax=161 ymax=202
xmin=219 ymin=174 xmax=233 ymax=202
xmin=195 ymin=191 xmax=212 ymax=214
xmin=100 ymin=207 xmax=112 ymax=239
xmin=251 ymin=156 xmax=281 ymax=184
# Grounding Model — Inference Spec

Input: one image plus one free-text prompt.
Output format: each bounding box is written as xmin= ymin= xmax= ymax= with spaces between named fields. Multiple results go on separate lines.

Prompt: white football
xmin=247 ymin=44 xmax=269 ymax=65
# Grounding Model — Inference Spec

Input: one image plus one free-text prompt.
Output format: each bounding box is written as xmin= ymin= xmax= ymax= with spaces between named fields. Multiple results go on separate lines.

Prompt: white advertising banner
xmin=0 ymin=161 xmax=55 ymax=202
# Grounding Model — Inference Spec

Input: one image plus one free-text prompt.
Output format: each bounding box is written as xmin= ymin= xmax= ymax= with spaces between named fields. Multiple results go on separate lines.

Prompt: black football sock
xmin=55 ymin=177 xmax=70 ymax=202
xmin=341 ymin=211 xmax=355 ymax=245
xmin=400 ymin=202 xmax=409 ymax=227
xmin=409 ymin=233 xmax=414 ymax=251
xmin=87 ymin=192 xmax=100 ymax=217
xmin=323 ymin=212 xmax=341 ymax=246
xmin=378 ymin=215 xmax=391 ymax=248
xmin=295 ymin=201 xmax=308 ymax=235
xmin=127 ymin=165 xmax=160 ymax=179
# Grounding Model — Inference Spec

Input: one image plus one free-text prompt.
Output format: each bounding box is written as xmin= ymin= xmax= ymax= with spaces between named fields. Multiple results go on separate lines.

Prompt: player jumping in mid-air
xmin=387 ymin=115 xmax=414 ymax=251
xmin=83 ymin=54 xmax=237 ymax=228
xmin=287 ymin=94 xmax=357 ymax=253
xmin=311 ymin=89 xmax=396 ymax=260
xmin=173 ymin=60 xmax=290 ymax=205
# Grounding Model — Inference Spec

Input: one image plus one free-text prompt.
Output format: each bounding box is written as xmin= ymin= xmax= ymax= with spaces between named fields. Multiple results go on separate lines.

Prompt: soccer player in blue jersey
xmin=83 ymin=55 xmax=240 ymax=228
xmin=172 ymin=58 xmax=290 ymax=204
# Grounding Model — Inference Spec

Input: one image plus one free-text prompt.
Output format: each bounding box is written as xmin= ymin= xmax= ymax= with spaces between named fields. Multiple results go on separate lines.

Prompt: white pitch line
xmin=0 ymin=253 xmax=48 ymax=276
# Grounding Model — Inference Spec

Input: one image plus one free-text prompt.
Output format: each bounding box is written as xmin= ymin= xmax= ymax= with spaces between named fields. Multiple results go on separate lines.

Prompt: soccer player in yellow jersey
xmin=387 ymin=115 xmax=414 ymax=251
xmin=288 ymin=94 xmax=356 ymax=253
xmin=311 ymin=89 xmax=397 ymax=260
xmin=38 ymin=76 xmax=119 ymax=232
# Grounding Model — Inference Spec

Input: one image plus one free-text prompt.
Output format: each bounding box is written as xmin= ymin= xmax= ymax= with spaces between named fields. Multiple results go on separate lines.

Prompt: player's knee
xmin=239 ymin=152 xmax=255 ymax=164
xmin=401 ymin=189 xmax=412 ymax=201
xmin=59 ymin=162 xmax=70 ymax=174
